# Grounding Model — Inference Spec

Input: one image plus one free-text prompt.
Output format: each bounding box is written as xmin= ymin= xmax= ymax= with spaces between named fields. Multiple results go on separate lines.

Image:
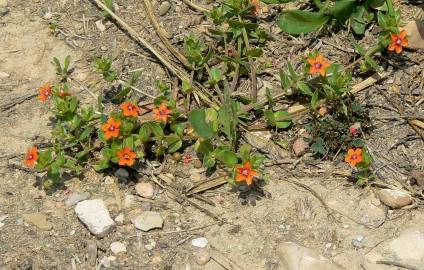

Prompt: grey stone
xmin=277 ymin=242 xmax=341 ymax=270
xmin=75 ymin=199 xmax=115 ymax=237
xmin=131 ymin=211 xmax=163 ymax=231
xmin=65 ymin=191 xmax=90 ymax=207
xmin=377 ymin=189 xmax=412 ymax=209
xmin=95 ymin=20 xmax=106 ymax=32
xmin=352 ymin=235 xmax=364 ymax=248
xmin=158 ymin=1 xmax=171 ymax=16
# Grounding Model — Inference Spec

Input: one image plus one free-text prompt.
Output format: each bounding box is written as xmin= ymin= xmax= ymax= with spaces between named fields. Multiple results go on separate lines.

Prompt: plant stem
xmin=343 ymin=43 xmax=384 ymax=71
xmin=239 ymin=16 xmax=257 ymax=101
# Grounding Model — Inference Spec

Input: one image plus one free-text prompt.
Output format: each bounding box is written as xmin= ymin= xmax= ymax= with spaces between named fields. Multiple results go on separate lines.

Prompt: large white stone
xmin=388 ymin=227 xmax=424 ymax=267
xmin=75 ymin=199 xmax=115 ymax=237
xmin=277 ymin=242 xmax=340 ymax=270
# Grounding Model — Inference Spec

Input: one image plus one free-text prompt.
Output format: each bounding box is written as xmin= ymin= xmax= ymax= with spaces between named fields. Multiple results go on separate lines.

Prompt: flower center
xmin=159 ymin=110 xmax=166 ymax=116
xmin=314 ymin=62 xmax=322 ymax=69
xmin=396 ymin=38 xmax=402 ymax=45
xmin=124 ymin=154 xmax=129 ymax=159
xmin=28 ymin=154 xmax=33 ymax=160
xmin=108 ymin=125 xmax=115 ymax=131
xmin=351 ymin=154 xmax=358 ymax=160
xmin=241 ymin=169 xmax=249 ymax=176
xmin=44 ymin=90 xmax=50 ymax=95
xmin=128 ymin=105 xmax=133 ymax=110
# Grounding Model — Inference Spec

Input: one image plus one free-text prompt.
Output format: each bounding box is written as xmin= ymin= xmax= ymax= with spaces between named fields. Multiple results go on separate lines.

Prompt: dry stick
xmin=180 ymin=0 xmax=210 ymax=12
xmin=142 ymin=0 xmax=190 ymax=68
xmin=90 ymin=0 xmax=219 ymax=110
xmin=376 ymin=260 xmax=421 ymax=270
xmin=117 ymin=79 xmax=156 ymax=99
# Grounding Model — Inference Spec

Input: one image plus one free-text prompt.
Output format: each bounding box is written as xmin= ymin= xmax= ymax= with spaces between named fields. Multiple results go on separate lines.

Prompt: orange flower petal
xmin=399 ymin=30 xmax=407 ymax=39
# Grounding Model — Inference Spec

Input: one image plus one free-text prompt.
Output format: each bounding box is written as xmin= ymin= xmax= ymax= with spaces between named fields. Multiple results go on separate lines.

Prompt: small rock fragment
xmin=0 ymin=215 xmax=7 ymax=229
xmin=65 ymin=191 xmax=90 ymax=207
xmin=0 ymin=71 xmax=10 ymax=79
xmin=0 ymin=7 xmax=9 ymax=17
xmin=351 ymin=235 xmax=364 ymax=248
xmin=75 ymin=199 xmax=115 ymax=237
xmin=114 ymin=213 xmax=124 ymax=224
xmin=135 ymin=182 xmax=154 ymax=199
xmin=131 ymin=211 xmax=163 ymax=231
xmin=22 ymin=213 xmax=52 ymax=231
xmin=158 ymin=1 xmax=171 ymax=16
xmin=110 ymin=241 xmax=127 ymax=255
xmin=401 ymin=20 xmax=424 ymax=50
xmin=277 ymin=242 xmax=341 ymax=270
xmin=141 ymin=201 xmax=152 ymax=211
xmin=124 ymin=194 xmax=137 ymax=209
xmin=292 ymin=137 xmax=309 ymax=157
xmin=191 ymin=237 xmax=208 ymax=248
xmin=95 ymin=20 xmax=106 ymax=32
xmin=86 ymin=240 xmax=98 ymax=267
xmin=377 ymin=189 xmax=412 ymax=209
xmin=195 ymin=249 xmax=211 ymax=266
xmin=410 ymin=170 xmax=424 ymax=186
xmin=43 ymin=12 xmax=52 ymax=20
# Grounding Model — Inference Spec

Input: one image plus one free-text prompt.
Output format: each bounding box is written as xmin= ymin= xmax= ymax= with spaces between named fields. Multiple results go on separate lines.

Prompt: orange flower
xmin=388 ymin=30 xmax=408 ymax=54
xmin=235 ymin=161 xmax=257 ymax=185
xmin=24 ymin=147 xmax=39 ymax=167
xmin=251 ymin=0 xmax=260 ymax=15
xmin=101 ymin=117 xmax=121 ymax=140
xmin=307 ymin=54 xmax=331 ymax=76
xmin=38 ymin=82 xmax=52 ymax=102
xmin=153 ymin=103 xmax=172 ymax=123
xmin=117 ymin=147 xmax=137 ymax=166
xmin=120 ymin=102 xmax=140 ymax=117
xmin=344 ymin=148 xmax=363 ymax=167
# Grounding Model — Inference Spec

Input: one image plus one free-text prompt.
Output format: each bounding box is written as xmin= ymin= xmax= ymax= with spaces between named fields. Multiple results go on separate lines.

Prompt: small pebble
xmin=352 ymin=235 xmax=364 ymax=248
xmin=195 ymin=249 xmax=211 ymax=266
xmin=115 ymin=168 xmax=129 ymax=179
xmin=110 ymin=241 xmax=127 ymax=255
xmin=115 ymin=213 xmax=124 ymax=224
xmin=65 ymin=191 xmax=90 ymax=207
xmin=191 ymin=237 xmax=208 ymax=248
xmin=131 ymin=211 xmax=163 ymax=231
xmin=43 ymin=12 xmax=52 ymax=20
xmin=158 ymin=1 xmax=171 ymax=16
xmin=95 ymin=20 xmax=106 ymax=32
xmin=135 ymin=182 xmax=154 ymax=199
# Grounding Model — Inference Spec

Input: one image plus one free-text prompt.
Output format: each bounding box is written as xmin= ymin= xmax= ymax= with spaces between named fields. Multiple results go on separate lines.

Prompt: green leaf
xmin=260 ymin=0 xmax=293 ymax=3
xmin=311 ymin=138 xmax=326 ymax=155
xmin=93 ymin=159 xmax=110 ymax=171
xmin=296 ymin=81 xmax=313 ymax=96
xmin=208 ymin=67 xmax=223 ymax=85
xmin=350 ymin=6 xmax=368 ymax=35
xmin=264 ymin=109 xmax=276 ymax=126
xmin=79 ymin=126 xmax=94 ymax=141
xmin=165 ymin=134 xmax=182 ymax=153
xmin=239 ymin=144 xmax=251 ymax=163
xmin=274 ymin=110 xmax=292 ymax=129
xmin=277 ymin=10 xmax=329 ymax=35
xmin=36 ymin=149 xmax=53 ymax=169
xmin=188 ymin=109 xmax=216 ymax=139
xmin=203 ymin=153 xmax=216 ymax=168
xmin=330 ymin=0 xmax=356 ymax=22
xmin=64 ymin=55 xmax=71 ymax=73
xmin=311 ymin=90 xmax=319 ymax=109
xmin=215 ymin=149 xmax=238 ymax=167
xmin=250 ymin=153 xmax=265 ymax=168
